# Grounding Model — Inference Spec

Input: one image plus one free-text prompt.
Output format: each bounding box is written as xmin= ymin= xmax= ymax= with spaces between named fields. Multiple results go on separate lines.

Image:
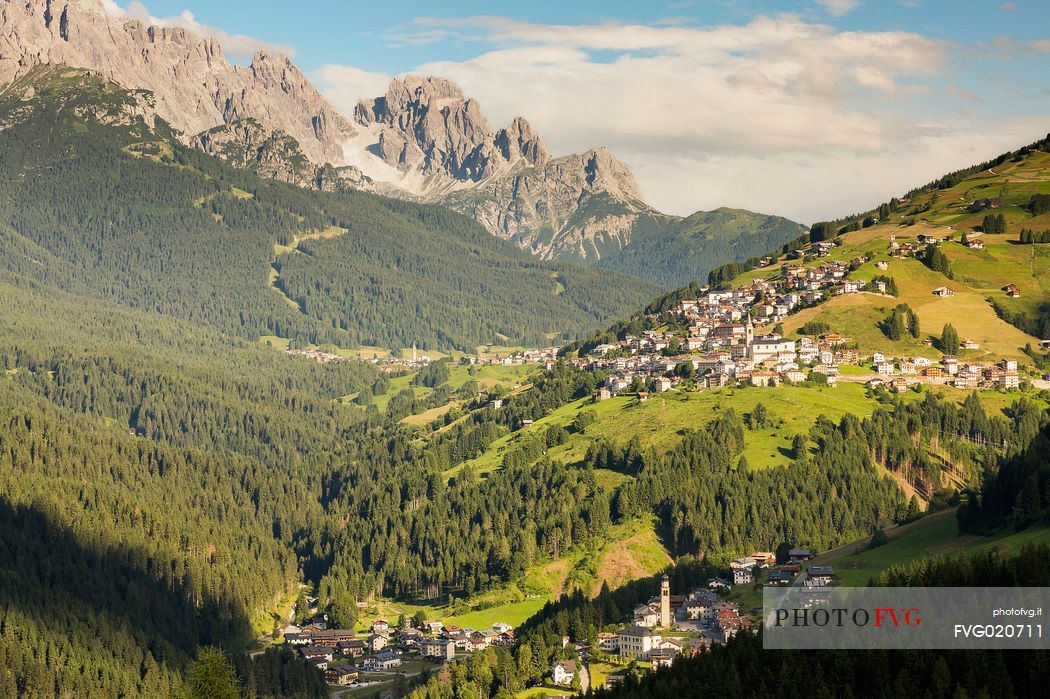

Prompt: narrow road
xmin=576 ymin=644 xmax=591 ymax=694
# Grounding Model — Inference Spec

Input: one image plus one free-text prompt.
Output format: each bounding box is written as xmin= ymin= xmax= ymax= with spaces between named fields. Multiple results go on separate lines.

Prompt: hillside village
xmin=277 ymin=572 xmax=767 ymax=694
xmin=568 ymin=239 xmax=1026 ymax=398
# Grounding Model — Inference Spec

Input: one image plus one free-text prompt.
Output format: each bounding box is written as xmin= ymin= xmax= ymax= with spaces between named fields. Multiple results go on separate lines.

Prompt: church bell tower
xmin=660 ymin=574 xmax=671 ymax=628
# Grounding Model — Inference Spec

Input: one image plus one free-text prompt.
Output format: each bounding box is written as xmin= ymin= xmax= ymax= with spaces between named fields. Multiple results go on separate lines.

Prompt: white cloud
xmin=815 ymin=0 xmax=863 ymax=16
xmin=314 ymin=65 xmax=393 ymax=111
xmin=316 ymin=14 xmax=1041 ymax=223
xmin=102 ymin=1 xmax=294 ymax=61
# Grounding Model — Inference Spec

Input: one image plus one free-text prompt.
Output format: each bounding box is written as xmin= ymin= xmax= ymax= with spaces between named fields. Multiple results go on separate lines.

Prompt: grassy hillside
xmin=780 ymin=253 xmax=1039 ymax=362
xmin=806 ymin=507 xmax=1050 ymax=586
xmin=737 ymin=145 xmax=1050 ymax=360
xmin=444 ymin=383 xmax=881 ymax=479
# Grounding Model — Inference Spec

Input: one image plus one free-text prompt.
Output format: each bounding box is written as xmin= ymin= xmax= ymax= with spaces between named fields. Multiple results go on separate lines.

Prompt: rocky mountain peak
xmin=354 ymin=75 xmax=561 ymax=182
xmin=0 ymin=0 xmax=354 ymax=165
xmin=582 ymin=147 xmax=645 ymax=203
xmin=495 ymin=116 xmax=550 ymax=167
xmin=354 ymin=75 xmax=498 ymax=180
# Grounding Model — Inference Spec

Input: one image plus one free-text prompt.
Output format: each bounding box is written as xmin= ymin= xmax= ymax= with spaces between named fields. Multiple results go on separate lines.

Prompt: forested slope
xmin=595 ymin=207 xmax=807 ymax=287
xmin=0 ymin=280 xmax=366 ymax=695
xmin=0 ymin=68 xmax=660 ymax=351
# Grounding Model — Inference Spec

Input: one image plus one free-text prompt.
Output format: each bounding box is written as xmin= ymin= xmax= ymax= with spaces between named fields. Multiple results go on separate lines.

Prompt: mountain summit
xmin=0 ymin=0 xmax=355 ymax=165
xmin=353 ymin=75 xmax=551 ymax=182
xmin=347 ymin=74 xmax=653 ymax=259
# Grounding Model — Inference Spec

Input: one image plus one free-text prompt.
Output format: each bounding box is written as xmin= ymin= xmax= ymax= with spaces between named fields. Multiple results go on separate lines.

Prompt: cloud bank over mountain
xmin=316 ymin=13 xmax=1046 ymax=223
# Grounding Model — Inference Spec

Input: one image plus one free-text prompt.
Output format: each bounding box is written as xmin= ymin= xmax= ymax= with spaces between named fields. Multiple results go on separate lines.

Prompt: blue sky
xmin=116 ymin=1 xmax=1050 ymax=72
xmin=106 ymin=1 xmax=1050 ymax=222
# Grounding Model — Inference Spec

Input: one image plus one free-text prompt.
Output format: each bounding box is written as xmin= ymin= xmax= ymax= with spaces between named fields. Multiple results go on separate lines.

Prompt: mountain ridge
xmin=0 ymin=0 xmax=806 ymax=286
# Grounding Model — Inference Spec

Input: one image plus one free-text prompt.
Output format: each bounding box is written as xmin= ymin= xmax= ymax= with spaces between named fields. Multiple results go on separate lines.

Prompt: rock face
xmin=443 ymin=146 xmax=654 ymax=259
xmin=0 ymin=0 xmax=354 ymax=165
xmin=352 ymin=75 xmax=651 ymax=259
xmin=354 ymin=76 xmax=551 ymax=183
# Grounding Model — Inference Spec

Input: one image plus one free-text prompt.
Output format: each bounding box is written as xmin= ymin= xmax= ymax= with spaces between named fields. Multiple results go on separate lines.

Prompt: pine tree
xmin=941 ymin=323 xmax=960 ymax=355
xmin=183 ymin=647 xmax=240 ymax=699
xmin=908 ymin=310 xmax=921 ymax=339
xmin=792 ymin=434 xmax=808 ymax=460
xmin=905 ymin=495 xmax=923 ymax=521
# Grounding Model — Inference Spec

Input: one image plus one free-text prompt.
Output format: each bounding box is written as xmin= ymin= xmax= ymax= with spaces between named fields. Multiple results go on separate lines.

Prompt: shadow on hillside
xmin=0 ymin=495 xmax=254 ymax=673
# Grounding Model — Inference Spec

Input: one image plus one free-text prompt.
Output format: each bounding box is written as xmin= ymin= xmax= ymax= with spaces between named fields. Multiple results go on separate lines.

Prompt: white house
xmin=618 ymin=626 xmax=661 ymax=659
xmin=420 ymin=637 xmax=455 ymax=660
xmin=750 ymin=337 xmax=796 ymax=363
xmin=552 ymin=660 xmax=576 ymax=686
xmin=364 ymin=651 xmax=401 ymax=671
xmin=729 ymin=557 xmax=756 ymax=585
xmin=633 ymin=603 xmax=660 ymax=627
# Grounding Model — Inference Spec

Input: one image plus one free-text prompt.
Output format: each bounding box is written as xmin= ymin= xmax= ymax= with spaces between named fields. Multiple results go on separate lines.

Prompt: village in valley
xmin=286 ymin=226 xmax=1036 ymax=402
xmin=275 ymin=547 xmax=837 ymax=695
xmin=562 ymin=230 xmax=1032 ymax=399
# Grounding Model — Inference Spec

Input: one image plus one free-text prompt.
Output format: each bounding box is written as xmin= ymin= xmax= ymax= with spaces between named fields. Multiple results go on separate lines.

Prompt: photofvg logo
xmin=762 ymin=587 xmax=1049 ymax=649
xmin=773 ymin=605 xmax=922 ymax=629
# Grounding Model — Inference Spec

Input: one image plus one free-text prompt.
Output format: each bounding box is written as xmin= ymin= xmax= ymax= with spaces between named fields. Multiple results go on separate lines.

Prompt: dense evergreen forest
xmin=0 ymin=276 xmax=372 ymax=696
xmin=0 ymin=69 xmax=660 ymax=351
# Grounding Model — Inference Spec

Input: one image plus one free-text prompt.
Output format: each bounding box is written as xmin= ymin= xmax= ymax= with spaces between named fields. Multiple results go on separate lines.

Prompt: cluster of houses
xmin=460 ymin=347 xmax=560 ymax=367
xmin=725 ymin=548 xmax=834 ymax=588
xmin=561 ymin=247 xmax=896 ymax=395
xmin=553 ymin=225 xmax=1038 ymax=400
xmin=866 ymin=356 xmax=1020 ymax=391
xmin=888 ymin=230 xmax=992 ymax=258
xmin=281 ymin=616 xmax=516 ymax=687
xmin=594 ymin=549 xmax=846 ymax=683
xmin=285 ymin=345 xmax=432 ymax=371
xmin=578 ymin=314 xmax=861 ymax=397
xmin=596 ymin=575 xmax=750 ymax=672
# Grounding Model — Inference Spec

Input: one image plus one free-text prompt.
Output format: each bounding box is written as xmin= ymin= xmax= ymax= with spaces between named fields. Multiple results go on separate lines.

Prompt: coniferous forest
xmin=0 ymin=70 xmax=659 ymax=352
